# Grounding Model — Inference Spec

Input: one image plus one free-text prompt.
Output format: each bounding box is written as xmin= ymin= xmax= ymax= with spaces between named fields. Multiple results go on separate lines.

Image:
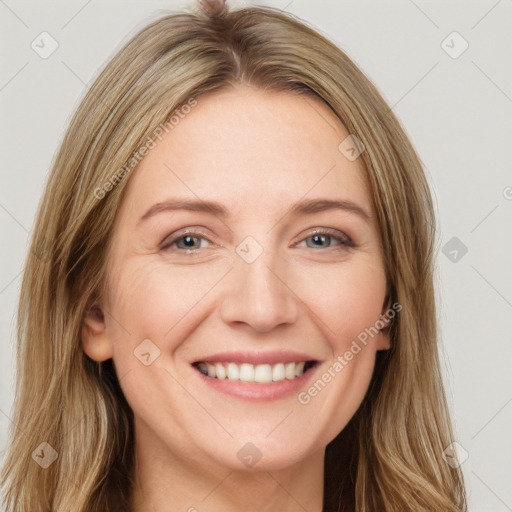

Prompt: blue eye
xmin=175 ymin=235 xmax=201 ymax=250
xmin=300 ymin=230 xmax=354 ymax=250
xmin=161 ymin=232 xmax=211 ymax=251
xmin=160 ymin=228 xmax=354 ymax=253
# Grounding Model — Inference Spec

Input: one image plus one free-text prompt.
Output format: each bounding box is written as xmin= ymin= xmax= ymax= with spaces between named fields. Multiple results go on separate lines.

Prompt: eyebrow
xmin=137 ymin=197 xmax=371 ymax=225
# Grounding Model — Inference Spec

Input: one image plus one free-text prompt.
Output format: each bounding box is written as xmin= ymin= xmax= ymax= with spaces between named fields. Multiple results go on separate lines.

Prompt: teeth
xmin=216 ymin=363 xmax=226 ymax=379
xmin=239 ymin=363 xmax=255 ymax=382
xmin=285 ymin=362 xmax=296 ymax=380
xmin=254 ymin=364 xmax=272 ymax=383
xmin=227 ymin=363 xmax=239 ymax=380
xmin=206 ymin=363 xmax=216 ymax=378
xmin=196 ymin=361 xmax=311 ymax=382
xmin=272 ymin=363 xmax=285 ymax=381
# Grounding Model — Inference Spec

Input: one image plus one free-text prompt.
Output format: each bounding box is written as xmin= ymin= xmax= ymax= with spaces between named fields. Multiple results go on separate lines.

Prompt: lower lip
xmin=193 ymin=363 xmax=320 ymax=402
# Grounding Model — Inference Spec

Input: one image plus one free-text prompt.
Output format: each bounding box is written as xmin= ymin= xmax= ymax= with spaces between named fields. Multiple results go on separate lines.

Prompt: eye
xmin=297 ymin=228 xmax=355 ymax=250
xmin=160 ymin=229 xmax=213 ymax=252
xmin=159 ymin=227 xmax=355 ymax=253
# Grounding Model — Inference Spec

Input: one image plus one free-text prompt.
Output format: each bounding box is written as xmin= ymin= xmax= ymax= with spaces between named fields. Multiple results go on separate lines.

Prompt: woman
xmin=0 ymin=3 xmax=467 ymax=511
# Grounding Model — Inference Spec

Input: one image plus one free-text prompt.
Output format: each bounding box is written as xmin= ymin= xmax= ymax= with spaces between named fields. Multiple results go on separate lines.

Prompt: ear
xmin=375 ymin=294 xmax=392 ymax=351
xmin=81 ymin=303 xmax=114 ymax=362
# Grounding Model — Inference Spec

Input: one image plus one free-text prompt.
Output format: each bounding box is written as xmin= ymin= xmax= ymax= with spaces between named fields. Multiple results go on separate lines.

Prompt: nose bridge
xmin=220 ymin=235 xmax=298 ymax=332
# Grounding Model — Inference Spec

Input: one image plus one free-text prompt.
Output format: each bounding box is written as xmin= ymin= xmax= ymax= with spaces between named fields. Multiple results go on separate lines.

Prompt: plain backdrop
xmin=1 ymin=1 xmax=511 ymax=510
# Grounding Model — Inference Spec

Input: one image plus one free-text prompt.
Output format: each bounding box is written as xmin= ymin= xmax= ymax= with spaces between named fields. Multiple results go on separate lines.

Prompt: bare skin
xmin=81 ymin=83 xmax=390 ymax=512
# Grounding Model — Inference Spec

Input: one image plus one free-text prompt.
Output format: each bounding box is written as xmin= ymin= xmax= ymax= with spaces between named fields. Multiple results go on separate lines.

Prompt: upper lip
xmin=192 ymin=350 xmax=318 ymax=365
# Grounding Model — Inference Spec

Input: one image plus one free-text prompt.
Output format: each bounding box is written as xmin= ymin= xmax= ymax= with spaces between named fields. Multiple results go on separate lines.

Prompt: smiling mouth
xmin=192 ymin=361 xmax=318 ymax=383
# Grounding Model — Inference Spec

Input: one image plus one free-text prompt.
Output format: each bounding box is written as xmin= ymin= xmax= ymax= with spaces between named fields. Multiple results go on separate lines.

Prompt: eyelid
xmin=160 ymin=227 xmax=217 ymax=250
xmin=288 ymin=227 xmax=357 ymax=253
xmin=295 ymin=227 xmax=355 ymax=247
xmin=160 ymin=226 xmax=355 ymax=252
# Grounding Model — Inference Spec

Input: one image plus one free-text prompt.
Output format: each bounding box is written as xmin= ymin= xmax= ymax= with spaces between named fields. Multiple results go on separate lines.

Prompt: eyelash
xmin=160 ymin=228 xmax=355 ymax=253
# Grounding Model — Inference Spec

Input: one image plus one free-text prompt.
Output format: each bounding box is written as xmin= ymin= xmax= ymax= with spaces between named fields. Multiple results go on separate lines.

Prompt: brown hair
xmin=1 ymin=5 xmax=466 ymax=511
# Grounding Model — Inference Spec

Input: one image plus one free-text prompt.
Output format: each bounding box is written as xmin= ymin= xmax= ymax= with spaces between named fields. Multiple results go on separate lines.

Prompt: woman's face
xmin=82 ymin=83 xmax=390 ymax=472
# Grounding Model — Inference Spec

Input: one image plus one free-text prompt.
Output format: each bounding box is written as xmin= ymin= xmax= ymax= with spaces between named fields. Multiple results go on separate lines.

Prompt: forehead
xmin=120 ymin=84 xmax=370 ymax=221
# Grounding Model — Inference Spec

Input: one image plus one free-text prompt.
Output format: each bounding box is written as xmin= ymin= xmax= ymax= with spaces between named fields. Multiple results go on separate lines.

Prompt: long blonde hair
xmin=1 ymin=5 xmax=466 ymax=511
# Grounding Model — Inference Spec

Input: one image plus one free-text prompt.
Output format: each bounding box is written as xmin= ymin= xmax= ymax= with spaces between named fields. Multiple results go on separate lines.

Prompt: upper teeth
xmin=197 ymin=362 xmax=307 ymax=383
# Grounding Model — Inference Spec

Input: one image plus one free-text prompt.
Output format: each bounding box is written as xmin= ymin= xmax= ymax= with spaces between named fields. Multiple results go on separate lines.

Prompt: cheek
xmin=294 ymin=261 xmax=386 ymax=442
xmin=103 ymin=259 xmax=221 ymax=415
xmin=294 ymin=258 xmax=387 ymax=344
xmin=106 ymin=258 xmax=230 ymax=356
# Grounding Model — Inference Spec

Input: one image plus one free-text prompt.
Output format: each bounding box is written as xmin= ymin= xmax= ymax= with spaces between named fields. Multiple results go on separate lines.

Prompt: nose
xmin=220 ymin=246 xmax=299 ymax=333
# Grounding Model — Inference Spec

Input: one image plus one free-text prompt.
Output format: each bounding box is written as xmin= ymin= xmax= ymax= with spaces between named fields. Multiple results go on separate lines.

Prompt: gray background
xmin=1 ymin=0 xmax=511 ymax=510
